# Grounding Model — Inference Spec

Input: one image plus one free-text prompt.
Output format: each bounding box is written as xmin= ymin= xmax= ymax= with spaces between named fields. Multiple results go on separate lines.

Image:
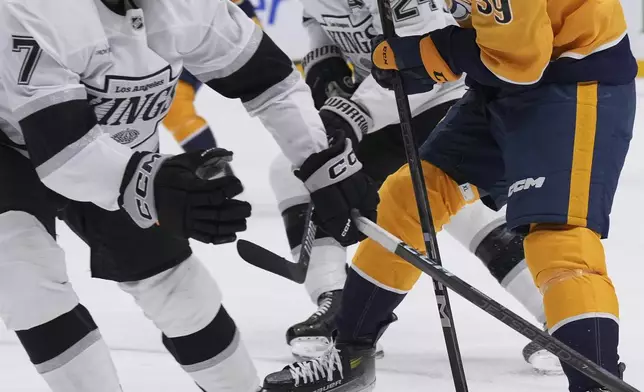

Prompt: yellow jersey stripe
xmin=567 ymin=83 xmax=598 ymax=227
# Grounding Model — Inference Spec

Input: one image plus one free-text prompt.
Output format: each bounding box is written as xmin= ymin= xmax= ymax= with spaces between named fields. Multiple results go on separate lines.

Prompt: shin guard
xmin=525 ymin=224 xmax=619 ymax=391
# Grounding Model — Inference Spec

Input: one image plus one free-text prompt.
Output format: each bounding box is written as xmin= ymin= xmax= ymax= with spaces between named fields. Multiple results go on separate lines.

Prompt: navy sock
xmin=182 ymin=128 xmax=217 ymax=152
xmin=336 ymin=268 xmax=405 ymax=343
xmin=552 ymin=317 xmax=619 ymax=392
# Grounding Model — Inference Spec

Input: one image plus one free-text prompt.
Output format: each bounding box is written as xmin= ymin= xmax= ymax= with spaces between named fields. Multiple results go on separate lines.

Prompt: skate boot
xmin=287 ymin=290 xmax=342 ymax=360
xmin=265 ymin=316 xmax=395 ymax=392
xmin=263 ymin=341 xmax=376 ymax=392
xmin=287 ymin=290 xmax=384 ymax=360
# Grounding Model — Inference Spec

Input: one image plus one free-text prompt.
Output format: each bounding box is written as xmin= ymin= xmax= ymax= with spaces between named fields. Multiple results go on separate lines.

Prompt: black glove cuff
xmin=301 ymin=45 xmax=345 ymax=75
xmin=320 ymin=96 xmax=373 ymax=145
xmin=304 ymin=52 xmax=356 ymax=109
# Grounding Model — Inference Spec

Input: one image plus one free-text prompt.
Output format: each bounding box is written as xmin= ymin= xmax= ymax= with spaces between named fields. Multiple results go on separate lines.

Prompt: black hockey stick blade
xmin=236 ymin=203 xmax=316 ymax=284
xmin=237 ymin=240 xmax=307 ymax=284
xmin=352 ymin=211 xmax=640 ymax=392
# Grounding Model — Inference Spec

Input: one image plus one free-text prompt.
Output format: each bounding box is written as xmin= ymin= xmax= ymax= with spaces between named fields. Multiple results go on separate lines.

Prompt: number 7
xmin=12 ymin=36 xmax=43 ymax=85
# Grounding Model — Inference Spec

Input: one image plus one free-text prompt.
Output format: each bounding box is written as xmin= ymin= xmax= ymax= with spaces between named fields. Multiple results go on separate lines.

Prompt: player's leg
xmin=118 ymin=256 xmax=259 ymax=392
xmin=269 ymin=153 xmax=348 ymax=358
xmin=163 ymin=70 xmax=234 ymax=177
xmin=163 ymin=70 xmax=215 ymax=151
xmin=0 ymin=146 xmax=121 ymax=392
xmin=445 ymin=204 xmax=545 ymax=324
xmin=497 ymin=81 xmax=635 ymax=391
xmin=261 ymin=89 xmax=505 ymax=391
xmin=268 ymin=101 xmax=456 ymax=358
xmin=60 ymin=203 xmax=259 ymax=391
xmin=444 ymin=204 xmax=556 ymax=372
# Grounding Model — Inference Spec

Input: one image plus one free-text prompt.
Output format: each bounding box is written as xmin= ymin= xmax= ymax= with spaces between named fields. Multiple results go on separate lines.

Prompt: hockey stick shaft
xmin=374 ymin=1 xmax=468 ymax=390
xmin=352 ymin=212 xmax=640 ymax=392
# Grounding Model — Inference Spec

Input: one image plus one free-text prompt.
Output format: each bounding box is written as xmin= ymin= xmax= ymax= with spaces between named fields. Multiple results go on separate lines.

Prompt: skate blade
xmin=527 ymin=349 xmax=564 ymax=375
xmin=290 ymin=337 xmax=331 ymax=360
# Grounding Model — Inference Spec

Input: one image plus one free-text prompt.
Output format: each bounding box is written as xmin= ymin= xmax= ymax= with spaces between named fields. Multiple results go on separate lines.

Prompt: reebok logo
xmin=508 ymin=177 xmax=546 ymax=197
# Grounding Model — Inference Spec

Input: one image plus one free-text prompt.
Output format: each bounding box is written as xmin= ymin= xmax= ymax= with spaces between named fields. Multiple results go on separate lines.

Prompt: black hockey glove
xmin=119 ymin=148 xmax=251 ymax=245
xmin=302 ymin=45 xmax=357 ymax=109
xmin=319 ymin=96 xmax=374 ymax=148
xmin=295 ymin=133 xmax=379 ymax=246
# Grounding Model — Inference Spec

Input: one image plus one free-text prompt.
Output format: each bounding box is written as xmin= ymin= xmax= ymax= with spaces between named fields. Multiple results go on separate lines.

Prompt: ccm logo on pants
xmin=508 ymin=177 xmax=546 ymax=197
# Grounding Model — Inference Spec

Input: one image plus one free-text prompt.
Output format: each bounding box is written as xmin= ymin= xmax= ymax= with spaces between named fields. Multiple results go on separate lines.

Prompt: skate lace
xmin=313 ymin=296 xmax=333 ymax=317
xmin=288 ymin=346 xmax=344 ymax=386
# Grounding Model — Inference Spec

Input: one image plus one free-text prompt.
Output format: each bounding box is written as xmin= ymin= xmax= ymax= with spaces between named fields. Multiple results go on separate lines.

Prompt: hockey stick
xmin=374 ymin=1 xmax=468 ymax=390
xmin=352 ymin=211 xmax=640 ymax=392
xmin=237 ymin=203 xmax=316 ymax=284
xmin=197 ymin=151 xmax=316 ymax=283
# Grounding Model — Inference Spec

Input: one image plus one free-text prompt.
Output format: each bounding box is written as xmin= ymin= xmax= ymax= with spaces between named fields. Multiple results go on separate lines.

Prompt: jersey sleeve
xmin=142 ymin=0 xmax=328 ymax=167
xmin=430 ymin=0 xmax=553 ymax=85
xmin=0 ymin=0 xmax=133 ymax=210
xmin=351 ymin=75 xmax=465 ymax=132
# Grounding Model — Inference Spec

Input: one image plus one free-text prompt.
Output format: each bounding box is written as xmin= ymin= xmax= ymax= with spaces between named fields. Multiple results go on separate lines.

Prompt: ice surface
xmin=1 ymin=81 xmax=643 ymax=392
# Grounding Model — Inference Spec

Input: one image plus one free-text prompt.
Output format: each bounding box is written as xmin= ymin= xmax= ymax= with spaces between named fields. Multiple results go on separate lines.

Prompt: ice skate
xmin=265 ymin=315 xmax=395 ymax=391
xmin=263 ymin=340 xmax=376 ymax=392
xmin=287 ymin=290 xmax=342 ymax=359
xmin=287 ymin=290 xmax=384 ymax=360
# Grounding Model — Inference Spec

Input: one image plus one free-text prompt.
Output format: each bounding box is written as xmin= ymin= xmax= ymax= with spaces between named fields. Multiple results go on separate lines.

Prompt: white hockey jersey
xmin=0 ymin=0 xmax=326 ymax=211
xmin=300 ymin=0 xmax=466 ymax=132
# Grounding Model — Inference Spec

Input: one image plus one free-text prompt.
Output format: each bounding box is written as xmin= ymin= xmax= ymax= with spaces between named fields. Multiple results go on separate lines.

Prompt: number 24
xmin=392 ymin=0 xmax=437 ymax=21
xmin=12 ymin=35 xmax=42 ymax=85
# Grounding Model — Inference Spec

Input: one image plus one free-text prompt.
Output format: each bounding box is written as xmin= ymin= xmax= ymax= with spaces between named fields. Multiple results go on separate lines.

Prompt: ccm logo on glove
xmin=135 ymin=153 xmax=164 ymax=220
xmin=329 ymin=149 xmax=358 ymax=180
xmin=294 ymin=132 xmax=379 ymax=246
xmin=120 ymin=149 xmax=251 ymax=245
